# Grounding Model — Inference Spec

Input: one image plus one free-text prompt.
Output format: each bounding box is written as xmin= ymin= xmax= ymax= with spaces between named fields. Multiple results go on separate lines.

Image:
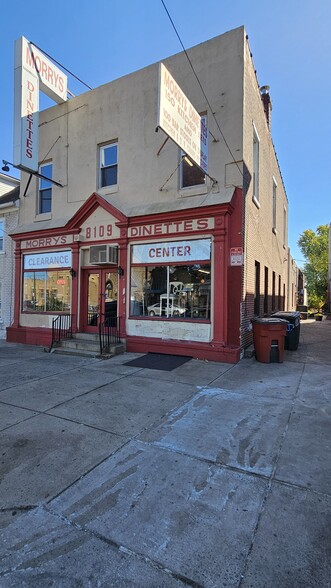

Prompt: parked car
xmin=147 ymin=303 xmax=185 ymax=317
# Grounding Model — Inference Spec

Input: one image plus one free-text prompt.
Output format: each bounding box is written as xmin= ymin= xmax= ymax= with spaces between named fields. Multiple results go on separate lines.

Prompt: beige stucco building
xmin=8 ymin=26 xmax=298 ymax=362
xmin=0 ymin=173 xmax=20 ymax=338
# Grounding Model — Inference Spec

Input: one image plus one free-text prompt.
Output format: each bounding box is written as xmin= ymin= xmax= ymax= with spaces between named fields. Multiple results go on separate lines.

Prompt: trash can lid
xmin=271 ymin=311 xmax=301 ymax=319
xmin=252 ymin=317 xmax=289 ymax=325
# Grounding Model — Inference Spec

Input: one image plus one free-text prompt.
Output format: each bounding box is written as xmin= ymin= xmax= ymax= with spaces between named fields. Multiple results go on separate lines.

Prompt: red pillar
xmin=212 ymin=215 xmax=228 ymax=347
xmin=71 ymin=242 xmax=79 ymax=332
xmin=12 ymin=240 xmax=22 ymax=328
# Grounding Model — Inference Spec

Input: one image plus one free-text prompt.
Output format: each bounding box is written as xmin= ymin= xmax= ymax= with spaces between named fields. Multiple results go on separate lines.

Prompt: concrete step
xmin=71 ymin=332 xmax=100 ymax=342
xmin=53 ymin=347 xmax=100 ymax=358
xmin=52 ymin=337 xmax=125 ymax=359
xmin=60 ymin=339 xmax=100 ymax=351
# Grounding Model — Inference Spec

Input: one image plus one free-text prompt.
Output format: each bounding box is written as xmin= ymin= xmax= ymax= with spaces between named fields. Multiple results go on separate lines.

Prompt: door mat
xmin=124 ymin=353 xmax=192 ymax=371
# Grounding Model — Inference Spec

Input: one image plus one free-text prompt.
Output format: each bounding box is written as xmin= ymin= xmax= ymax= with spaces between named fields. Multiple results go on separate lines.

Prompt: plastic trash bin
xmin=252 ymin=318 xmax=288 ymax=363
xmin=272 ymin=311 xmax=300 ymax=350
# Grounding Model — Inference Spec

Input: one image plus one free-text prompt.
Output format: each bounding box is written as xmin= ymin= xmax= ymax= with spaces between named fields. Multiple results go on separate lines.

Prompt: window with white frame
xmin=39 ymin=162 xmax=53 ymax=214
xmin=99 ymin=142 xmax=118 ymax=188
xmin=180 ymin=116 xmax=207 ymax=189
xmin=272 ymin=177 xmax=277 ymax=232
xmin=130 ymin=239 xmax=211 ymax=320
xmin=253 ymin=124 xmax=260 ymax=203
xmin=0 ymin=220 xmax=4 ymax=252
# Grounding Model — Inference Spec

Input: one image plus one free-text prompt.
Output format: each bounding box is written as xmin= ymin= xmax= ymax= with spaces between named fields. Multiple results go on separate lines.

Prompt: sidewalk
xmin=0 ymin=320 xmax=330 ymax=587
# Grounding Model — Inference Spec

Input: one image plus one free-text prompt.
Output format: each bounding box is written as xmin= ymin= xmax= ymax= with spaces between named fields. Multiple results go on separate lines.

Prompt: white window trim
xmin=38 ymin=162 xmax=53 ymax=215
xmin=99 ymin=142 xmax=118 ymax=191
xmin=179 ymin=115 xmax=207 ymax=192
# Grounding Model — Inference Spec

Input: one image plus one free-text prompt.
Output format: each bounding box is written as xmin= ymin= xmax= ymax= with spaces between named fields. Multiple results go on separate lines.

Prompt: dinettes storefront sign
xmin=129 ymin=217 xmax=213 ymax=238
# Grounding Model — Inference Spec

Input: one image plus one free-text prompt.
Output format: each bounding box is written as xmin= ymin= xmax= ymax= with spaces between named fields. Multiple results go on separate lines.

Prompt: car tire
xmin=149 ymin=310 xmax=156 ymax=316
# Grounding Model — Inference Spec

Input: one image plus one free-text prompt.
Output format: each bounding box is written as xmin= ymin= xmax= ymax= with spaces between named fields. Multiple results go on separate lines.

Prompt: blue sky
xmin=1 ymin=0 xmax=330 ymax=267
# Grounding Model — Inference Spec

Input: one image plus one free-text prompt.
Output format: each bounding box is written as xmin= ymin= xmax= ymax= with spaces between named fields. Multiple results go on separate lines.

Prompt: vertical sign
xmin=158 ymin=63 xmax=208 ymax=173
xmin=13 ymin=37 xmax=68 ymax=173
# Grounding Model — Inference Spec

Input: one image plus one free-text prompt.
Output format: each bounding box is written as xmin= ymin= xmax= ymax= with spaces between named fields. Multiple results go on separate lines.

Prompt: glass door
xmin=82 ymin=269 xmax=118 ymax=332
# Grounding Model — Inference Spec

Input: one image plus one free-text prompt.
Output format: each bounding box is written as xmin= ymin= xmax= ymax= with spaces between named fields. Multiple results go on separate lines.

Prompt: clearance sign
xmin=13 ymin=37 xmax=68 ymax=172
xmin=158 ymin=63 xmax=208 ymax=173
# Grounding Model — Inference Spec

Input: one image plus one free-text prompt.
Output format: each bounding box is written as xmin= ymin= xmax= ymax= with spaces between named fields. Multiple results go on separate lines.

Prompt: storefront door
xmin=82 ymin=269 xmax=118 ymax=332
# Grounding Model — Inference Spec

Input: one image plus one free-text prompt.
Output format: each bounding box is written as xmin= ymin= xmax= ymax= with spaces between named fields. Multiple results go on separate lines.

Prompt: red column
xmin=12 ymin=240 xmax=22 ymax=328
xmin=117 ymin=226 xmax=128 ymax=337
xmin=212 ymin=214 xmax=229 ymax=346
xmin=71 ymin=242 xmax=79 ymax=332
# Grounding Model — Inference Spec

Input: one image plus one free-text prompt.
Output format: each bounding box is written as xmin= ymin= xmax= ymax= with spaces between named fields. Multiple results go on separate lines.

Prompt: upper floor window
xmin=272 ymin=177 xmax=277 ymax=232
xmin=99 ymin=143 xmax=118 ymax=188
xmin=0 ymin=220 xmax=4 ymax=251
xmin=180 ymin=116 xmax=207 ymax=189
xmin=253 ymin=124 xmax=260 ymax=203
xmin=39 ymin=163 xmax=52 ymax=214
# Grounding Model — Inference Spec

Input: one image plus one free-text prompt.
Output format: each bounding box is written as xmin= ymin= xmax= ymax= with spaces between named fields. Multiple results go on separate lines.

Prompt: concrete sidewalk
xmin=0 ymin=320 xmax=330 ymax=587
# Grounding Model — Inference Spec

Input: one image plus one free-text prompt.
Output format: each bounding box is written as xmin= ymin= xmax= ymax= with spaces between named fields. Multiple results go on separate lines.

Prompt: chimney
xmin=260 ymin=85 xmax=272 ymax=130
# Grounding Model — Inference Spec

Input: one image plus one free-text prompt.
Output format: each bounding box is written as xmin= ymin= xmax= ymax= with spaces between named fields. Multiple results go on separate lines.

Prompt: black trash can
xmin=272 ymin=311 xmax=301 ymax=350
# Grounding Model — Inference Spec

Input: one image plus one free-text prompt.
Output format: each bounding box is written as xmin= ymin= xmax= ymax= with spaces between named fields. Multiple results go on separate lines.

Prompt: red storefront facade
xmin=8 ymin=190 xmax=243 ymax=363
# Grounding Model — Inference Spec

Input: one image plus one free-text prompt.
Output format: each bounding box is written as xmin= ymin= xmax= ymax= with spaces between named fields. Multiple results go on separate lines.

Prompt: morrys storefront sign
xmin=13 ymin=37 xmax=68 ymax=172
xmin=132 ymin=239 xmax=211 ymax=264
xmin=158 ymin=63 xmax=208 ymax=173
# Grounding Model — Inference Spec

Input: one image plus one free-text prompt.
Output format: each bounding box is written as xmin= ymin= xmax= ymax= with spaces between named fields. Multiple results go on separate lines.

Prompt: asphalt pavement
xmin=0 ymin=319 xmax=330 ymax=587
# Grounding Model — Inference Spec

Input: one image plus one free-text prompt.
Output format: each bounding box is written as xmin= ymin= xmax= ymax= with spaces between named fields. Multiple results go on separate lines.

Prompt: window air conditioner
xmin=89 ymin=245 xmax=118 ymax=265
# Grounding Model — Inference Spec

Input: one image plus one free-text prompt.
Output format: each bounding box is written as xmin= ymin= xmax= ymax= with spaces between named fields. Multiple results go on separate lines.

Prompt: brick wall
xmin=241 ymin=38 xmax=289 ymax=349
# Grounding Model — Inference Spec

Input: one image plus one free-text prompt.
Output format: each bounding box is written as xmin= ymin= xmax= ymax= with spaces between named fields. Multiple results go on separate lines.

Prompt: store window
xmin=39 ymin=163 xmax=53 ymax=214
xmin=130 ymin=239 xmax=211 ymax=320
xmin=99 ymin=142 xmax=118 ymax=188
xmin=0 ymin=220 xmax=4 ymax=251
xmin=180 ymin=116 xmax=207 ymax=189
xmin=22 ymin=270 xmax=72 ymax=312
xmin=22 ymin=251 xmax=72 ymax=313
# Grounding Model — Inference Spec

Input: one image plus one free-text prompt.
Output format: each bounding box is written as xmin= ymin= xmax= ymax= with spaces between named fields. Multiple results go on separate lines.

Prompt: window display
xmin=130 ymin=264 xmax=211 ymax=320
xmin=22 ymin=270 xmax=72 ymax=312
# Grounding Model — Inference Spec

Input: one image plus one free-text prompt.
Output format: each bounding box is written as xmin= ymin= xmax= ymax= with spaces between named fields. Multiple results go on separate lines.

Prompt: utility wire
xmin=30 ymin=41 xmax=92 ymax=91
xmin=160 ymin=0 xmax=243 ymax=178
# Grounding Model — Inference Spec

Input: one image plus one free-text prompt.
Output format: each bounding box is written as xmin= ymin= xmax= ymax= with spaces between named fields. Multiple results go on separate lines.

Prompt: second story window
xmin=99 ymin=143 xmax=118 ymax=188
xmin=39 ymin=163 xmax=52 ymax=214
xmin=253 ymin=124 xmax=260 ymax=203
xmin=180 ymin=116 xmax=207 ymax=189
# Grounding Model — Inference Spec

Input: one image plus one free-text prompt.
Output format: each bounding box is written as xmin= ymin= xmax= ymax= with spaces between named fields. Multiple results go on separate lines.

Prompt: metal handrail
xmin=47 ymin=314 xmax=73 ymax=352
xmin=99 ymin=315 xmax=121 ymax=355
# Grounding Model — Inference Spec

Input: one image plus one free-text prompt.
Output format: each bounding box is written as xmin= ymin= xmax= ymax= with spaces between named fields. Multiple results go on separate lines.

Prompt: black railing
xmin=48 ymin=314 xmax=73 ymax=352
xmin=99 ymin=315 xmax=121 ymax=355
